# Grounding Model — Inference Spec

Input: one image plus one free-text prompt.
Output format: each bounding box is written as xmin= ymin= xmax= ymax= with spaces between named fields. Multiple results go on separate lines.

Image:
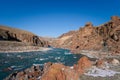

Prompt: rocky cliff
xmin=51 ymin=16 xmax=120 ymax=54
xmin=0 ymin=25 xmax=48 ymax=47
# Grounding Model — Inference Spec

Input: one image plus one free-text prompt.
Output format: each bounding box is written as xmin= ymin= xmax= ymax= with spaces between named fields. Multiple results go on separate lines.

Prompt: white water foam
xmin=35 ymin=58 xmax=39 ymax=60
xmin=64 ymin=52 xmax=72 ymax=55
xmin=39 ymin=58 xmax=48 ymax=61
xmin=55 ymin=57 xmax=61 ymax=60
xmin=10 ymin=66 xmax=16 ymax=68
xmin=39 ymin=58 xmax=44 ymax=61
xmin=33 ymin=64 xmax=43 ymax=66
xmin=14 ymin=68 xmax=23 ymax=70
xmin=10 ymin=65 xmax=24 ymax=71
xmin=73 ymin=56 xmax=77 ymax=58
xmin=4 ymin=61 xmax=8 ymax=63
xmin=48 ymin=56 xmax=54 ymax=58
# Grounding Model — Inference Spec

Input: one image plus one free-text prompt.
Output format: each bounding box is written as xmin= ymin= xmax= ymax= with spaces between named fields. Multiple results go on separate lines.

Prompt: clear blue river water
xmin=0 ymin=48 xmax=83 ymax=80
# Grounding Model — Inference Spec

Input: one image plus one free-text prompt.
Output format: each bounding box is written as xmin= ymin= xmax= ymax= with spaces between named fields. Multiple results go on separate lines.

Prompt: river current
xmin=0 ymin=48 xmax=83 ymax=79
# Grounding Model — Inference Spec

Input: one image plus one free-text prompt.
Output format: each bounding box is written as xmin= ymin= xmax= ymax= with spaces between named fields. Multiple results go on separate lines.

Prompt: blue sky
xmin=0 ymin=0 xmax=120 ymax=37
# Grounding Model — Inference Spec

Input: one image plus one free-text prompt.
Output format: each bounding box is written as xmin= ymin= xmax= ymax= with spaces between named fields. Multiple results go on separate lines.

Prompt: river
xmin=0 ymin=48 xmax=83 ymax=80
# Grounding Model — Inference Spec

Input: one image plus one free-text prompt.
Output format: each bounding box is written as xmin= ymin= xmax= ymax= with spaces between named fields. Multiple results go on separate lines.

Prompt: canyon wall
xmin=51 ymin=16 xmax=120 ymax=54
xmin=0 ymin=26 xmax=48 ymax=47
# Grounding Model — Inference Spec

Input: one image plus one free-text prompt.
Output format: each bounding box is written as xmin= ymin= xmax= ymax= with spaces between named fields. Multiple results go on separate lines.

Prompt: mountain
xmin=51 ymin=16 xmax=120 ymax=54
xmin=0 ymin=25 xmax=49 ymax=47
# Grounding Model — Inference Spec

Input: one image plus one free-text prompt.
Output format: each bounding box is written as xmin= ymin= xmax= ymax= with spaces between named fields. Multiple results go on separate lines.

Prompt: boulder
xmin=96 ymin=59 xmax=106 ymax=68
xmin=41 ymin=63 xmax=79 ymax=80
xmin=111 ymin=59 xmax=119 ymax=66
xmin=74 ymin=56 xmax=92 ymax=74
xmin=41 ymin=63 xmax=66 ymax=80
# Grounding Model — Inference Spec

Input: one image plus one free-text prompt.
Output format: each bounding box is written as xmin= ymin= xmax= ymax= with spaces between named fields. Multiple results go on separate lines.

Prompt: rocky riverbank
xmin=4 ymin=56 xmax=120 ymax=80
xmin=0 ymin=41 xmax=52 ymax=53
xmin=0 ymin=46 xmax=52 ymax=53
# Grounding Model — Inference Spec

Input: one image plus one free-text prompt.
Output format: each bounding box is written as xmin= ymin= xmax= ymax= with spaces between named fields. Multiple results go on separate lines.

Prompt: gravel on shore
xmin=0 ymin=41 xmax=52 ymax=53
xmin=0 ymin=47 xmax=52 ymax=53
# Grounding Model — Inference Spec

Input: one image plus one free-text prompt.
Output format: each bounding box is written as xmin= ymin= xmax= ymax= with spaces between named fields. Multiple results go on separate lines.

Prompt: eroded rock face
xmin=51 ymin=16 xmax=120 ymax=54
xmin=0 ymin=26 xmax=49 ymax=47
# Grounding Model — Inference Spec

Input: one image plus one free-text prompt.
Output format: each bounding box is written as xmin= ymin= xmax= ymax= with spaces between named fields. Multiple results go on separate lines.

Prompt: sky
xmin=0 ymin=0 xmax=120 ymax=37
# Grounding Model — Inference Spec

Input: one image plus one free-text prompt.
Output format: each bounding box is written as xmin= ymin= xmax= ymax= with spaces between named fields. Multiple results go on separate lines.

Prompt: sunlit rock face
xmin=51 ymin=16 xmax=120 ymax=54
xmin=0 ymin=25 xmax=49 ymax=47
